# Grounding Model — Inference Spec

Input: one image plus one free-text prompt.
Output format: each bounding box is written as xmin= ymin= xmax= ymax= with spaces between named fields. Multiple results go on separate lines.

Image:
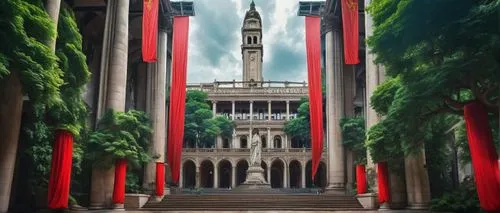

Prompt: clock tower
xmin=241 ymin=0 xmax=263 ymax=86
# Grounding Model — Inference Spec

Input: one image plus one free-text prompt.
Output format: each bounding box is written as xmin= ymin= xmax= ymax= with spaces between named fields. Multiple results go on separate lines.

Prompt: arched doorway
xmin=261 ymin=161 xmax=268 ymax=181
xmin=271 ymin=159 xmax=284 ymax=188
xmin=289 ymin=160 xmax=302 ymax=188
xmin=236 ymin=160 xmax=249 ymax=185
xmin=273 ymin=135 xmax=282 ymax=148
xmin=200 ymin=160 xmax=214 ymax=188
xmin=218 ymin=160 xmax=232 ymax=188
xmin=240 ymin=136 xmax=248 ymax=148
xmin=182 ymin=160 xmax=196 ymax=188
xmin=306 ymin=160 xmax=327 ymax=188
xmin=261 ymin=135 xmax=267 ymax=148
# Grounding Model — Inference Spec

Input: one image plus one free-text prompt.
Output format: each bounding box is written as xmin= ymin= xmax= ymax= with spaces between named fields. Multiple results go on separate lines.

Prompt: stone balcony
xmin=182 ymin=148 xmax=327 ymax=158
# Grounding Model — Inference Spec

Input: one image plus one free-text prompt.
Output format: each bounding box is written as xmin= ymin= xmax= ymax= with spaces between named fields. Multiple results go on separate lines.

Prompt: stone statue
xmin=249 ymin=128 xmax=262 ymax=166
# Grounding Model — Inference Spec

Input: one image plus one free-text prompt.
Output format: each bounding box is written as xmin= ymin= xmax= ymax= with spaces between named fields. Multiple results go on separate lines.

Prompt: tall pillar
xmin=90 ymin=0 xmax=130 ymax=209
xmin=283 ymin=164 xmax=288 ymax=188
xmin=179 ymin=166 xmax=183 ymax=188
xmin=212 ymin=101 xmax=217 ymax=117
xmin=232 ymin=101 xmax=235 ymax=120
xmin=267 ymin=165 xmax=271 ymax=184
xmin=143 ymin=29 xmax=168 ymax=192
xmin=324 ymin=14 xmax=345 ymax=192
xmin=405 ymin=149 xmax=431 ymax=209
xmin=214 ymin=166 xmax=219 ymax=188
xmin=301 ymin=164 xmax=306 ymax=188
xmin=195 ymin=166 xmax=200 ymax=188
xmin=286 ymin=100 xmax=290 ymax=120
xmin=249 ymin=100 xmax=254 ymax=121
xmin=267 ymin=128 xmax=272 ymax=148
xmin=231 ymin=166 xmax=237 ymax=187
xmin=268 ymin=100 xmax=272 ymax=121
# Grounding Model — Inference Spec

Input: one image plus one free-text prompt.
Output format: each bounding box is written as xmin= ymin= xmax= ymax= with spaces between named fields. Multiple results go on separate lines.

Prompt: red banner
xmin=305 ymin=16 xmax=324 ymax=180
xmin=167 ymin=16 xmax=190 ymax=184
xmin=112 ymin=159 xmax=127 ymax=204
xmin=377 ymin=162 xmax=390 ymax=204
xmin=47 ymin=130 xmax=73 ymax=209
xmin=142 ymin=0 xmax=159 ymax=62
xmin=156 ymin=162 xmax=165 ymax=196
xmin=464 ymin=102 xmax=500 ymax=212
xmin=356 ymin=164 xmax=367 ymax=194
xmin=341 ymin=0 xmax=359 ymax=64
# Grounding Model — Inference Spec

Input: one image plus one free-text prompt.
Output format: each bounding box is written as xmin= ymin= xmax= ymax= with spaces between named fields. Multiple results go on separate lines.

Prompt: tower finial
xmin=250 ymin=0 xmax=255 ymax=10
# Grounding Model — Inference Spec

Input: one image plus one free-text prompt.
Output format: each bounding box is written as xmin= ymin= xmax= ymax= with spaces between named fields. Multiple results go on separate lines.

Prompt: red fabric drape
xmin=167 ymin=16 xmax=190 ymax=184
xmin=464 ymin=102 xmax=500 ymax=212
xmin=142 ymin=0 xmax=159 ymax=62
xmin=356 ymin=164 xmax=367 ymax=194
xmin=305 ymin=16 xmax=324 ymax=180
xmin=340 ymin=0 xmax=359 ymax=64
xmin=112 ymin=159 xmax=127 ymax=204
xmin=47 ymin=130 xmax=73 ymax=209
xmin=156 ymin=162 xmax=165 ymax=196
xmin=377 ymin=162 xmax=390 ymax=204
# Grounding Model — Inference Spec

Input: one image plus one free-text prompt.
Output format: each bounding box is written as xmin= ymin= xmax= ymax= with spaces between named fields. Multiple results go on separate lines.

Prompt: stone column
xmin=231 ymin=166 xmax=237 ymax=187
xmin=90 ymin=0 xmax=129 ymax=209
xmin=268 ymin=100 xmax=272 ymax=121
xmin=283 ymin=164 xmax=288 ymax=188
xmin=267 ymin=128 xmax=272 ymax=148
xmin=179 ymin=166 xmax=183 ymax=188
xmin=214 ymin=166 xmax=219 ymax=188
xmin=389 ymin=170 xmax=407 ymax=209
xmin=232 ymin=101 xmax=235 ymax=120
xmin=250 ymin=100 xmax=254 ymax=121
xmin=405 ymin=149 xmax=431 ymax=209
xmin=267 ymin=165 xmax=272 ymax=184
xmin=143 ymin=29 xmax=168 ymax=193
xmin=324 ymin=14 xmax=345 ymax=193
xmin=301 ymin=164 xmax=306 ymax=188
xmin=195 ymin=166 xmax=200 ymax=188
xmin=212 ymin=101 xmax=217 ymax=117
xmin=286 ymin=100 xmax=290 ymax=120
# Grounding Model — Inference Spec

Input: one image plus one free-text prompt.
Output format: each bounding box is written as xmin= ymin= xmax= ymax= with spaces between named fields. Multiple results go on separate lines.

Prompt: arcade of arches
xmin=180 ymin=158 xmax=327 ymax=189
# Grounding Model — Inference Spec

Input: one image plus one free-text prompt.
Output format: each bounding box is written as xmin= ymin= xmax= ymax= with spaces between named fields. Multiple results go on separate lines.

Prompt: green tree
xmin=284 ymin=98 xmax=311 ymax=148
xmin=340 ymin=116 xmax=366 ymax=164
xmin=184 ymin=90 xmax=235 ymax=148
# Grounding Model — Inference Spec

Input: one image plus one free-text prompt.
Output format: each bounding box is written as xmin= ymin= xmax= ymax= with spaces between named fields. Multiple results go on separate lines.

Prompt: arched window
xmin=240 ymin=136 xmax=248 ymax=148
xmin=253 ymin=36 xmax=258 ymax=44
xmin=247 ymin=36 xmax=252 ymax=44
xmin=274 ymin=135 xmax=282 ymax=148
xmin=222 ymin=138 xmax=230 ymax=148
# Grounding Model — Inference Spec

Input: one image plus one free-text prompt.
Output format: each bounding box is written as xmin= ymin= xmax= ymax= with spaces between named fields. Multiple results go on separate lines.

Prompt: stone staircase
xmin=142 ymin=193 xmax=366 ymax=211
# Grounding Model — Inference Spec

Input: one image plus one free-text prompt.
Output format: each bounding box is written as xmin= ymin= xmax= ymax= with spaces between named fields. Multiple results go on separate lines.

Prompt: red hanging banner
xmin=156 ymin=162 xmax=165 ymax=196
xmin=464 ymin=102 xmax=500 ymax=212
xmin=305 ymin=16 xmax=324 ymax=180
xmin=47 ymin=130 xmax=73 ymax=209
xmin=142 ymin=0 xmax=159 ymax=62
xmin=112 ymin=159 xmax=127 ymax=204
xmin=377 ymin=162 xmax=390 ymax=204
xmin=340 ymin=0 xmax=359 ymax=64
xmin=167 ymin=16 xmax=190 ymax=184
xmin=356 ymin=164 xmax=367 ymax=194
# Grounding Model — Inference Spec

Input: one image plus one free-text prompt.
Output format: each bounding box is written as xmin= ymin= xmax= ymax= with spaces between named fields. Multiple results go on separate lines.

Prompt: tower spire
xmin=250 ymin=0 xmax=255 ymax=10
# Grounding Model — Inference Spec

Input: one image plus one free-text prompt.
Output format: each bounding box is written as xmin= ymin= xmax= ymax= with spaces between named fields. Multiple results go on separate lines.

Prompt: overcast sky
xmin=184 ymin=0 xmax=315 ymax=83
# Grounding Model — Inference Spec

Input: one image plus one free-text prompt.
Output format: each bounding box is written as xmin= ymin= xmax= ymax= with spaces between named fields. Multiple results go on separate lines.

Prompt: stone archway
xmin=273 ymin=135 xmax=282 ymax=148
xmin=236 ymin=160 xmax=249 ymax=185
xmin=240 ymin=136 xmax=248 ymax=148
xmin=271 ymin=159 xmax=284 ymax=188
xmin=218 ymin=160 xmax=232 ymax=188
xmin=289 ymin=160 xmax=302 ymax=188
xmin=183 ymin=160 xmax=196 ymax=188
xmin=200 ymin=160 xmax=214 ymax=188
xmin=306 ymin=160 xmax=327 ymax=188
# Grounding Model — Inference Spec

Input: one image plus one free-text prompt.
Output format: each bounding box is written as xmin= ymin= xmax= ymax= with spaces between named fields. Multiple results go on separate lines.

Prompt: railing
xmin=187 ymin=80 xmax=307 ymax=89
xmin=186 ymin=81 xmax=309 ymax=95
xmin=183 ymin=148 xmax=319 ymax=153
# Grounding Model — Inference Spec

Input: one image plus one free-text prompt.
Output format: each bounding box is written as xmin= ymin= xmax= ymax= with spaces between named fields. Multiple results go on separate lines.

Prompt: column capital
xmin=286 ymin=100 xmax=290 ymax=104
xmin=267 ymin=100 xmax=272 ymax=104
xmin=322 ymin=12 xmax=341 ymax=33
xmin=249 ymin=100 xmax=254 ymax=104
xmin=267 ymin=127 xmax=271 ymax=130
xmin=212 ymin=100 xmax=218 ymax=104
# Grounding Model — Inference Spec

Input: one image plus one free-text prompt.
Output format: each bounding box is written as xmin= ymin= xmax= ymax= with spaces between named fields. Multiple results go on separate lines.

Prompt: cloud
xmin=184 ymin=0 xmax=315 ymax=83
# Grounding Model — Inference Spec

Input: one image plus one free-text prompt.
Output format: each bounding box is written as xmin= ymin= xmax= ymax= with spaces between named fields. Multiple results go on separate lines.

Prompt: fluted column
xmin=286 ymin=100 xmax=290 ymax=120
xmin=90 ymin=0 xmax=129 ymax=209
xmin=143 ymin=29 xmax=168 ymax=193
xmin=324 ymin=14 xmax=345 ymax=192
xmin=249 ymin=100 xmax=254 ymax=121
xmin=231 ymin=166 xmax=236 ymax=187
xmin=232 ymin=101 xmax=235 ymax=120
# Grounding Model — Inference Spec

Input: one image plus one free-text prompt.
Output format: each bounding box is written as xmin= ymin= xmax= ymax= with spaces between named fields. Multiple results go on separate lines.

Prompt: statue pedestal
xmin=238 ymin=166 xmax=271 ymax=189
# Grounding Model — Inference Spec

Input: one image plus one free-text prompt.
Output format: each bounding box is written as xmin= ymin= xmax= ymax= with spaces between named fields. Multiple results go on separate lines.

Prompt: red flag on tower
xmin=142 ymin=0 xmax=159 ymax=62
xmin=341 ymin=0 xmax=359 ymax=64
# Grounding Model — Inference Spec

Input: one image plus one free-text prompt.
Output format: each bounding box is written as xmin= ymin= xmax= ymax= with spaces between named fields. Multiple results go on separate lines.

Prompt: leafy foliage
xmin=184 ymin=90 xmax=235 ymax=148
xmin=430 ymin=176 xmax=482 ymax=213
xmin=340 ymin=116 xmax=366 ymax=164
xmin=284 ymin=98 xmax=311 ymax=148
xmin=86 ymin=110 xmax=152 ymax=168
